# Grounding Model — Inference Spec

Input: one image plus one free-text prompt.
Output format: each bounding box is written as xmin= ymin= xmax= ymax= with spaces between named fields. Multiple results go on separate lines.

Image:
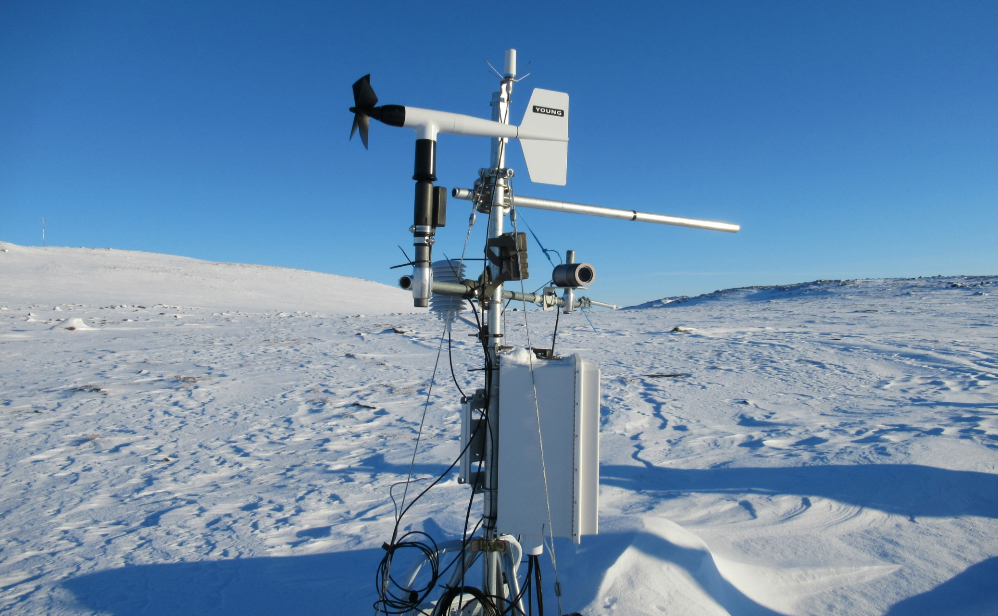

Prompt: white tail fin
xmin=518 ymin=89 xmax=569 ymax=186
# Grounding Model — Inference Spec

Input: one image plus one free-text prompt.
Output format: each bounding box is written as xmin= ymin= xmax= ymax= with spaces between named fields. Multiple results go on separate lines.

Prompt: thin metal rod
xmin=431 ymin=280 xmax=581 ymax=308
xmin=587 ymin=299 xmax=619 ymax=309
xmin=452 ymin=189 xmax=740 ymax=233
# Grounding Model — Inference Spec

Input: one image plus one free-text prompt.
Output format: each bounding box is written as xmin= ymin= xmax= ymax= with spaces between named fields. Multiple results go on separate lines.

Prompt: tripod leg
xmin=445 ymin=546 xmax=482 ymax=590
xmin=501 ymin=548 xmax=526 ymax=615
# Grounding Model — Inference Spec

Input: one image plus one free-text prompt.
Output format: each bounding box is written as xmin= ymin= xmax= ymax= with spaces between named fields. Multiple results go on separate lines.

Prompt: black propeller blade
xmin=350 ymin=113 xmax=370 ymax=149
xmin=350 ymin=74 xmax=378 ymax=149
xmin=353 ymin=74 xmax=378 ymax=108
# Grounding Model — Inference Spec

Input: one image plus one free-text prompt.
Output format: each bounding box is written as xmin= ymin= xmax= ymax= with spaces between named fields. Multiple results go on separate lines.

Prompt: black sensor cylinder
xmin=552 ymin=263 xmax=595 ymax=287
xmin=414 ymin=181 xmax=434 ymax=227
xmin=413 ymin=139 xmax=437 ymax=182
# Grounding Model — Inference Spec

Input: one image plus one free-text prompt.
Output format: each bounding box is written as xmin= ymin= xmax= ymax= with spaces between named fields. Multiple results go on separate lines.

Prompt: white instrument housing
xmin=497 ymin=351 xmax=599 ymax=553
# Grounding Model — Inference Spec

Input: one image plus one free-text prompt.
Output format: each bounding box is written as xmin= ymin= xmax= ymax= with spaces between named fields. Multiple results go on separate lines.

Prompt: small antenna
xmin=485 ymin=59 xmax=503 ymax=80
xmin=515 ymin=59 xmax=532 ymax=82
xmin=42 ymin=217 xmax=46 ymax=247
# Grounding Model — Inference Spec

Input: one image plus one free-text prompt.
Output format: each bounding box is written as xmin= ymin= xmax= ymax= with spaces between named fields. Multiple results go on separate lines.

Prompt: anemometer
xmin=351 ymin=49 xmax=739 ymax=615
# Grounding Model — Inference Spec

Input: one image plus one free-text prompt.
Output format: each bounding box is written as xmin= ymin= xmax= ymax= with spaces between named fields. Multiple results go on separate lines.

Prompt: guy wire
xmin=397 ymin=330 xmax=447 ymax=516
xmin=510 ymin=209 xmax=564 ymax=616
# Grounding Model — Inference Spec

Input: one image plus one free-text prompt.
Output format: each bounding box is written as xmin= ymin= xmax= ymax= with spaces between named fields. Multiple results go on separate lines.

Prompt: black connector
xmin=433 ymin=186 xmax=447 ymax=227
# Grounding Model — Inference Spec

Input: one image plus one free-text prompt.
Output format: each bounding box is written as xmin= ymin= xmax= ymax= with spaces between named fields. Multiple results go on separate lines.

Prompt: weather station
xmin=350 ymin=49 xmax=740 ymax=615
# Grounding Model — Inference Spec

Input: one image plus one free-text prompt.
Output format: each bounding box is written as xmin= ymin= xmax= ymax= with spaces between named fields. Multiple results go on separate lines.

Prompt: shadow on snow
xmin=884 ymin=555 xmax=998 ymax=615
xmin=601 ymin=463 xmax=998 ymax=519
xmin=61 ymin=463 xmax=998 ymax=615
xmin=61 ymin=532 xmax=786 ymax=616
xmin=62 ymin=549 xmax=383 ymax=616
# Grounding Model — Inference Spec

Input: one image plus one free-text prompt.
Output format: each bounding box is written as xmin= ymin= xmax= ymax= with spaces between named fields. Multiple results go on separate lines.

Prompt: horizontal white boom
xmin=403 ymin=107 xmax=567 ymax=142
xmin=451 ymin=189 xmax=740 ymax=233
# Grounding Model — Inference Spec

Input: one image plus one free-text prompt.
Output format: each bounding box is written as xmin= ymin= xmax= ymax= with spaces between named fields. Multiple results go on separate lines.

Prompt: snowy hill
xmin=1 ymin=248 xmax=997 ymax=615
xmin=631 ymin=275 xmax=997 ymax=309
xmin=0 ymin=241 xmax=416 ymax=314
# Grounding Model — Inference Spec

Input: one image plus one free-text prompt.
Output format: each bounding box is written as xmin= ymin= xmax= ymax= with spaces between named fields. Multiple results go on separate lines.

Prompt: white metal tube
xmin=512 ymin=195 xmax=740 ymax=232
xmin=500 ymin=537 xmax=526 ymax=615
xmin=402 ymin=107 xmax=566 ymax=142
xmin=588 ymin=300 xmax=619 ymax=310
xmin=403 ymin=107 xmax=516 ymax=141
xmin=451 ymin=188 xmax=740 ymax=233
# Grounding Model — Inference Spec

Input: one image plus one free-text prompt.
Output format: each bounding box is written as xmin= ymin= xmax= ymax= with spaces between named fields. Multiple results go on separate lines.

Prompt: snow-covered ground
xmin=0 ymin=242 xmax=417 ymax=314
xmin=2 ymin=242 xmax=997 ymax=615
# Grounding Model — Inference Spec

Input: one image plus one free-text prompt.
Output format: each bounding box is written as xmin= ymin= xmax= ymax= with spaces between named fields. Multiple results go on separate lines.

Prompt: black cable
xmin=389 ymin=477 xmax=428 ymax=522
xmin=550 ymin=305 xmax=561 ymax=354
xmin=527 ymin=556 xmax=533 ymax=616
xmin=391 ymin=305 xmax=482 ymax=526
xmin=395 ymin=325 xmax=451 ymax=526
xmin=455 ymin=447 xmax=483 ymax=613
xmin=498 ymin=556 xmax=533 ymax=616
xmin=531 ymin=280 xmax=553 ymax=296
xmin=395 ymin=417 xmax=481 ymax=524
xmin=375 ymin=293 xmax=491 ymax=614
xmin=374 ymin=530 xmax=440 ymax=614
xmin=533 ymin=555 xmax=544 ymax=616
xmin=374 ymin=413 xmax=490 ymax=614
xmin=457 ymin=293 xmax=497 ymax=605
xmin=468 ymin=297 xmax=483 ymax=332
xmin=433 ymin=586 xmax=500 ymax=616
xmin=515 ymin=210 xmax=562 ymax=268
xmin=447 ymin=326 xmax=467 ymax=399
xmin=434 ymin=516 xmax=483 ymax=581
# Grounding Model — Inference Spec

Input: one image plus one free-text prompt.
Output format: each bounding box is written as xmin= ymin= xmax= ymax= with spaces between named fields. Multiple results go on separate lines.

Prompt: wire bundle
xmin=374 ymin=531 xmax=440 ymax=614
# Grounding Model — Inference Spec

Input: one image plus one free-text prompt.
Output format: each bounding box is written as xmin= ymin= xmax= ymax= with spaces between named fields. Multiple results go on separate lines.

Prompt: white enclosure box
xmin=497 ymin=351 xmax=599 ymax=547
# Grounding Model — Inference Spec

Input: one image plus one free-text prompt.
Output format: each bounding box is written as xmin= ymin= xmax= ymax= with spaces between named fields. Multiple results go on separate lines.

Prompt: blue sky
xmin=2 ymin=1 xmax=995 ymax=306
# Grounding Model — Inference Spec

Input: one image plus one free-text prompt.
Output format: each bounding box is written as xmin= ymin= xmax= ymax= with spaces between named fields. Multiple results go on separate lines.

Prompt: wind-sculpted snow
xmin=1 ymin=254 xmax=997 ymax=614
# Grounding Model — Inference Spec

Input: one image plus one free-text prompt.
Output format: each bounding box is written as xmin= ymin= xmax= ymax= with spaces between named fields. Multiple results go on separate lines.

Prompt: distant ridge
xmin=0 ymin=242 xmax=417 ymax=315
xmin=628 ymin=275 xmax=997 ymax=310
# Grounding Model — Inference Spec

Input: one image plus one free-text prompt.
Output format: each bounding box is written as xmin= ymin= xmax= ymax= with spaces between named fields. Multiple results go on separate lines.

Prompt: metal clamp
xmin=470 ymin=539 xmax=507 ymax=553
xmin=471 ymin=173 xmax=514 ymax=213
xmin=478 ymin=167 xmax=514 ymax=180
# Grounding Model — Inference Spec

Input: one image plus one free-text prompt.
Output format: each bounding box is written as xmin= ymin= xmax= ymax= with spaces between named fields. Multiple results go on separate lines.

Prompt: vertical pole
xmin=482 ymin=48 xmax=516 ymax=600
xmin=42 ymin=217 xmax=46 ymax=247
xmin=563 ymin=250 xmax=575 ymax=313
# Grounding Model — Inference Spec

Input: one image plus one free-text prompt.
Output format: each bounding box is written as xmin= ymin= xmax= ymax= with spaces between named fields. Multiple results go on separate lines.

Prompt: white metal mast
xmin=481 ymin=46 xmax=516 ymax=599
